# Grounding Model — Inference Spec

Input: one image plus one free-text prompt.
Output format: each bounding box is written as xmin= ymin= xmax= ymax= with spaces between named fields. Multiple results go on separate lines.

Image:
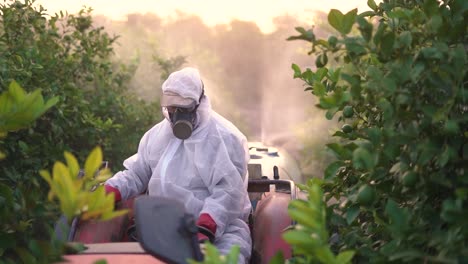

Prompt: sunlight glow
xmin=35 ymin=0 xmax=372 ymax=33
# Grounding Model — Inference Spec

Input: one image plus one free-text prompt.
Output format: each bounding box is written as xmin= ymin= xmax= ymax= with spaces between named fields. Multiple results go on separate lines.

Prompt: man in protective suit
xmin=104 ymin=67 xmax=252 ymax=263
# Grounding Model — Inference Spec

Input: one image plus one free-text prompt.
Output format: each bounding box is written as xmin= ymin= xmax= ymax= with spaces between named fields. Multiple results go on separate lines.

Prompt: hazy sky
xmin=35 ymin=0 xmax=373 ymax=33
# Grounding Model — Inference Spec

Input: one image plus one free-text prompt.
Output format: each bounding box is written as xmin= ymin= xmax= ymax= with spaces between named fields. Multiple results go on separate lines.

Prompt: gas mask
xmin=163 ymin=106 xmax=198 ymax=140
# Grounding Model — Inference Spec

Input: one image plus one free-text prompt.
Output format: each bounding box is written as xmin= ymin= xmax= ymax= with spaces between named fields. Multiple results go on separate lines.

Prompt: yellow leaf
xmin=87 ymin=186 xmax=105 ymax=211
xmin=0 ymin=93 xmax=13 ymax=113
xmin=81 ymin=210 xmax=101 ymax=221
xmin=86 ymin=203 xmax=115 ymax=221
xmin=84 ymin=147 xmax=102 ymax=180
xmin=56 ymin=190 xmax=74 ymax=219
xmin=52 ymin=162 xmax=69 ymax=191
xmin=53 ymin=162 xmax=77 ymax=213
xmin=84 ymin=180 xmax=97 ymax=191
xmin=42 ymin=170 xmax=61 ymax=200
xmin=8 ymin=80 xmax=26 ymax=101
xmin=100 ymin=209 xmax=129 ymax=221
xmin=17 ymin=89 xmax=43 ymax=120
xmin=74 ymin=178 xmax=84 ymax=191
xmin=94 ymin=168 xmax=112 ymax=183
xmin=39 ymin=170 xmax=52 ymax=184
xmin=64 ymin=151 xmax=80 ymax=179
xmin=47 ymin=191 xmax=55 ymax=201
xmin=0 ymin=151 xmax=5 ymax=160
xmin=103 ymin=192 xmax=115 ymax=210
xmin=76 ymin=192 xmax=89 ymax=211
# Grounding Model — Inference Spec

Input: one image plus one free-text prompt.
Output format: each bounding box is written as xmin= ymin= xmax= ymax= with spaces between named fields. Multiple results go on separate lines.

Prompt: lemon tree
xmin=290 ymin=0 xmax=467 ymax=262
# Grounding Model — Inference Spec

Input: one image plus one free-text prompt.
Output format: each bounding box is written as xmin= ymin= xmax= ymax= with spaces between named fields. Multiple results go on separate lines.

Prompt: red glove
xmin=196 ymin=213 xmax=217 ymax=243
xmin=104 ymin=185 xmax=122 ymax=202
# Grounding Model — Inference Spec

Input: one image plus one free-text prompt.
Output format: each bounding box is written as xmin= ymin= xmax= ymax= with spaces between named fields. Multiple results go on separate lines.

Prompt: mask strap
xmin=193 ymin=80 xmax=204 ymax=112
xmin=199 ymin=80 xmax=205 ymax=104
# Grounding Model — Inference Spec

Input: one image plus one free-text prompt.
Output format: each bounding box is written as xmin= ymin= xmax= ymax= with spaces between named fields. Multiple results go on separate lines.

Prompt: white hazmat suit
xmin=106 ymin=68 xmax=252 ymax=263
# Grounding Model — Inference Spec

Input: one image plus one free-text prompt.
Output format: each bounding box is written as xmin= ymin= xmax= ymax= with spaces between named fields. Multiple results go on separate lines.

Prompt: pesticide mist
xmin=93 ymin=11 xmax=339 ymax=179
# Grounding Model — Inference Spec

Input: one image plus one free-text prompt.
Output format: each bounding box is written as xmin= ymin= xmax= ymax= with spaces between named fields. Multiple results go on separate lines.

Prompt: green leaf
xmin=288 ymin=206 xmax=320 ymax=229
xmin=378 ymin=98 xmax=394 ymax=123
xmin=418 ymin=141 xmax=438 ymax=165
xmin=225 ymin=245 xmax=240 ymax=264
xmin=268 ymin=251 xmax=285 ymax=264
xmin=389 ymin=249 xmax=424 ymax=261
xmin=357 ymin=16 xmax=373 ymax=42
xmin=385 ymin=199 xmax=408 ymax=234
xmin=373 ymin=23 xmax=387 ymax=46
xmin=399 ymin=31 xmax=412 ymax=47
xmin=14 ymin=247 xmax=35 ymax=264
xmin=327 ymin=143 xmax=351 ymax=160
xmin=328 ymin=9 xmax=345 ymax=34
xmin=315 ymin=247 xmax=336 ymax=264
xmin=452 ymin=44 xmax=466 ymax=79
xmin=441 ymin=198 xmax=461 ymax=223
xmin=328 ymin=9 xmax=357 ymax=35
xmin=324 ymin=161 xmax=344 ymax=180
xmin=346 ymin=206 xmax=360 ymax=224
xmin=367 ymin=0 xmax=378 ymax=10
xmin=380 ymin=240 xmax=398 ymax=256
xmin=43 ymin=96 xmax=59 ymax=111
xmin=0 ymin=183 xmax=14 ymax=205
xmin=287 ymin=27 xmax=315 ymax=42
xmin=366 ymin=66 xmax=383 ymax=81
xmin=359 ymin=11 xmax=375 ymax=18
xmin=336 ymin=250 xmax=355 ymax=263
xmin=302 ymin=68 xmax=314 ymax=84
xmin=325 ymin=107 xmax=338 ymax=120
xmin=352 ymin=148 xmax=375 ymax=170
xmin=382 ymin=77 xmax=396 ymax=94
xmin=328 ymin=68 xmax=341 ymax=82
xmin=283 ymin=230 xmax=320 ymax=248
xmin=421 ymin=47 xmax=442 ymax=60
xmin=292 ymin=63 xmax=302 ymax=78
xmin=316 ymin=39 xmax=329 ymax=48
xmin=437 ymin=145 xmax=454 ymax=167
xmin=341 ymin=73 xmax=360 ymax=87
xmin=428 ymin=15 xmax=443 ymax=33
xmin=455 ymin=188 xmax=468 ymax=200
xmin=64 ymin=242 xmax=87 ymax=254
xmin=380 ymin=32 xmax=395 ymax=57
xmin=319 ymin=95 xmax=337 ymax=109
xmin=345 ymin=40 xmax=367 ymax=56
xmin=366 ymin=127 xmax=381 ymax=145
xmin=294 ymin=26 xmax=307 ymax=34
xmin=315 ymin=68 xmax=328 ymax=81
xmin=343 ymin=9 xmax=358 ymax=35
xmin=313 ymin=81 xmax=326 ymax=97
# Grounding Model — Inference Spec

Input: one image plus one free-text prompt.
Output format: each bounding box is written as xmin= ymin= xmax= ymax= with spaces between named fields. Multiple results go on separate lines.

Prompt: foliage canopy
xmin=0 ymin=1 xmax=161 ymax=262
xmin=290 ymin=0 xmax=467 ymax=262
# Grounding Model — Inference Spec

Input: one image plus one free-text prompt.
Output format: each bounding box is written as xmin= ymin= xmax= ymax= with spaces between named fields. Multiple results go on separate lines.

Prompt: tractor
xmin=60 ymin=142 xmax=304 ymax=264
